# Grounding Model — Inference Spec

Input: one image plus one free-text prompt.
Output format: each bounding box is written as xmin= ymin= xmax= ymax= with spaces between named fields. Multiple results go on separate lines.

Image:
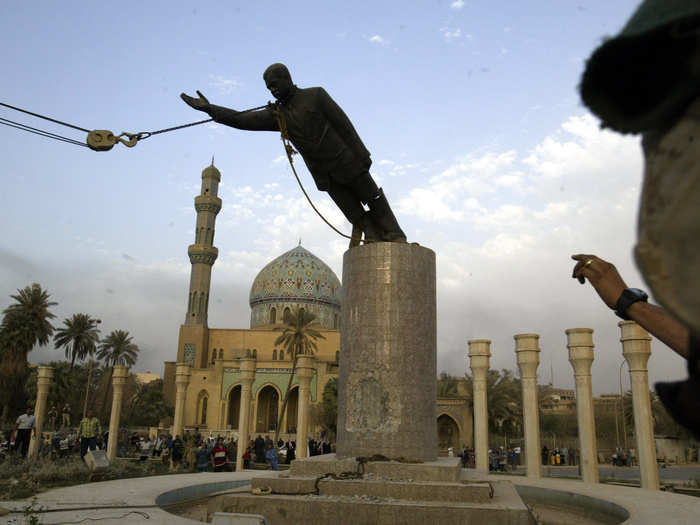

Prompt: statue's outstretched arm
xmin=180 ymin=90 xmax=278 ymax=131
xmin=208 ymin=104 xmax=279 ymax=132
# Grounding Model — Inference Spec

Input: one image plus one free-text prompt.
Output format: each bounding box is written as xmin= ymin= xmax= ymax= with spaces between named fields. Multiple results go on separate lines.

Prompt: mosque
xmin=163 ymin=162 xmax=472 ymax=453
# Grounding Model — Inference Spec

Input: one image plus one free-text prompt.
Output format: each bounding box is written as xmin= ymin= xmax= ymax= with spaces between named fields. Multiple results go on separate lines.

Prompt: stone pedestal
xmin=619 ymin=321 xmax=660 ymax=490
xmin=236 ymin=357 xmax=256 ymax=472
xmin=106 ymin=365 xmax=128 ymax=461
xmin=295 ymin=355 xmax=315 ymax=459
xmin=566 ymin=328 xmax=599 ymax=484
xmin=515 ymin=334 xmax=542 ymax=479
xmin=336 ymin=243 xmax=437 ymax=462
xmin=28 ymin=366 xmax=53 ymax=459
xmin=172 ymin=363 xmax=191 ymax=438
xmin=468 ymin=339 xmax=491 ymax=473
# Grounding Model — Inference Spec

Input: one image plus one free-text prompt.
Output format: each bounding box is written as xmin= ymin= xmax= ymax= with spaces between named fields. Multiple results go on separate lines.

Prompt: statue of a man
xmin=181 ymin=63 xmax=406 ymax=243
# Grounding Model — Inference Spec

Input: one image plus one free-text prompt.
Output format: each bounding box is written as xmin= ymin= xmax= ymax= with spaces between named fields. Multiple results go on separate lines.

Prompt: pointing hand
xmin=180 ymin=90 xmax=211 ymax=112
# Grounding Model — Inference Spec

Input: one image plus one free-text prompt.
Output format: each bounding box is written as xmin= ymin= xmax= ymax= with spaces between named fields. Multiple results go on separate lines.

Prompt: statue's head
xmin=263 ymin=63 xmax=293 ymax=101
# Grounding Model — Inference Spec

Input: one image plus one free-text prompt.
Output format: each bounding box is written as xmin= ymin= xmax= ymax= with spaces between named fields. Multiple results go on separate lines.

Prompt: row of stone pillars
xmin=28 ymin=364 xmax=129 ymax=461
xmin=468 ymin=321 xmax=660 ymax=490
xmin=171 ymin=355 xmax=316 ymax=472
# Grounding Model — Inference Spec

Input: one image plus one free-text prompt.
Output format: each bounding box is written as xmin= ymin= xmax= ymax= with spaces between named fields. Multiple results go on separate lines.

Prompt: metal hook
xmin=116 ymin=132 xmax=140 ymax=148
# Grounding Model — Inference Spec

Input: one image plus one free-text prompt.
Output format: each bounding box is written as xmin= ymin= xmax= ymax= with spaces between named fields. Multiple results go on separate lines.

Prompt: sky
xmin=1 ymin=0 xmax=685 ymax=395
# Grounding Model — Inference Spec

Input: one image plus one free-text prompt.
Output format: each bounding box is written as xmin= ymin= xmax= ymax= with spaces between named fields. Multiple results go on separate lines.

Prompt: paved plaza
xmin=0 ymin=469 xmax=699 ymax=525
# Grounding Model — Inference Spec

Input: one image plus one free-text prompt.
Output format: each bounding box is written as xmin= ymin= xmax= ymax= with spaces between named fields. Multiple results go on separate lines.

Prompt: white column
xmin=28 ymin=366 xmax=53 ymax=459
xmin=566 ymin=328 xmax=599 ymax=484
xmin=295 ymin=355 xmax=315 ymax=460
xmin=235 ymin=357 xmax=256 ymax=472
xmin=619 ymin=321 xmax=660 ymax=490
xmin=468 ymin=339 xmax=491 ymax=473
xmin=106 ymin=365 xmax=128 ymax=461
xmin=515 ymin=334 xmax=542 ymax=479
xmin=172 ymin=363 xmax=191 ymax=438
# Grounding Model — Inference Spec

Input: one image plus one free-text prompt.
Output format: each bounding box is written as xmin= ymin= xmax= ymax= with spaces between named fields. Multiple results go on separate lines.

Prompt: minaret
xmin=185 ymin=161 xmax=221 ymax=326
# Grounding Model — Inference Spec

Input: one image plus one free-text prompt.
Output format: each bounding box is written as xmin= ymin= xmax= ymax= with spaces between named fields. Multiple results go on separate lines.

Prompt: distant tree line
xmin=0 ymin=283 xmax=172 ymax=426
xmin=436 ymin=369 xmax=689 ymax=447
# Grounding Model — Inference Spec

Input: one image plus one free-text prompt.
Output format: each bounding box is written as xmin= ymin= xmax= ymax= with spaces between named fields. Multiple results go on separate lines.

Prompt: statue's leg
xmin=358 ymin=179 xmax=406 ymax=243
xmin=327 ymin=181 xmax=382 ymax=244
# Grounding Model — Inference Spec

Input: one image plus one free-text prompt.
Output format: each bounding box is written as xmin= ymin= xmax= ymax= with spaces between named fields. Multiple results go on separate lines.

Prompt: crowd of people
xmin=1 ymin=405 xmax=337 ymax=473
xmin=541 ymin=446 xmax=579 ymax=467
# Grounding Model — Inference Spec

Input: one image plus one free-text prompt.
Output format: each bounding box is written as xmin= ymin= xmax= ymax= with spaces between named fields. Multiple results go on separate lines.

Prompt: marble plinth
xmin=336 ymin=242 xmax=437 ymax=462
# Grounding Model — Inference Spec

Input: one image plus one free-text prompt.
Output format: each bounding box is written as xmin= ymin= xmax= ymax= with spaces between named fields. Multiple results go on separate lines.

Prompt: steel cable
xmin=0 ymin=117 xmax=88 ymax=148
xmin=0 ymin=101 xmax=90 ymax=132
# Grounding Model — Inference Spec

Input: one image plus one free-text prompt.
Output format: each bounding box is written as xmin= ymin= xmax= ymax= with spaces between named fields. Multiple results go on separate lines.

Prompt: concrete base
xmin=217 ymin=481 xmax=529 ymax=525
xmin=287 ymin=453 xmax=464 ymax=482
xmin=215 ymin=456 xmax=528 ymax=525
xmin=337 ymin=243 xmax=437 ymax=462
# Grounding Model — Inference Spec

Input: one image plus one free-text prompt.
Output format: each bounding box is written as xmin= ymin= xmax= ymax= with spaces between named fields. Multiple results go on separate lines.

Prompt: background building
xmin=163 ymin=162 xmax=472 ymax=451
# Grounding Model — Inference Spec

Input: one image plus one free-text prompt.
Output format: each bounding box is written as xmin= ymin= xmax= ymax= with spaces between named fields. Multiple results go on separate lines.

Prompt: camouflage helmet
xmin=580 ymin=0 xmax=700 ymax=133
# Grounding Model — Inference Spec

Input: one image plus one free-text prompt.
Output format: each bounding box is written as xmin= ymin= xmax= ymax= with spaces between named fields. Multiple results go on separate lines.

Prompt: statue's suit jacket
xmin=208 ymin=86 xmax=370 ymax=191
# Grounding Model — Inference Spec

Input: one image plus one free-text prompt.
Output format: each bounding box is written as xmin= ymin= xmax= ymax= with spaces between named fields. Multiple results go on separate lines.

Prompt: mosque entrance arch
xmin=437 ymin=414 xmax=460 ymax=452
xmin=227 ymin=385 xmax=241 ymax=429
xmin=256 ymin=385 xmax=279 ymax=432
xmin=285 ymin=387 xmax=299 ymax=434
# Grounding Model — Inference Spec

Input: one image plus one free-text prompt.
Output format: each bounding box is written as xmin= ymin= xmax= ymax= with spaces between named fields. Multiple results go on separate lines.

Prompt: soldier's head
xmin=264 ymin=63 xmax=293 ymax=101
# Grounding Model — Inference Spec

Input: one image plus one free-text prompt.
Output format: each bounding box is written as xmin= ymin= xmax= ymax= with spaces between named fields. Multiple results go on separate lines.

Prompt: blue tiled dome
xmin=249 ymin=246 xmax=341 ymax=329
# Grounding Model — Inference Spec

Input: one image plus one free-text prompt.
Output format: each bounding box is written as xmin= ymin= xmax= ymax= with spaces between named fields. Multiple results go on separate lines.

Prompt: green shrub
xmin=0 ymin=455 xmax=171 ymax=500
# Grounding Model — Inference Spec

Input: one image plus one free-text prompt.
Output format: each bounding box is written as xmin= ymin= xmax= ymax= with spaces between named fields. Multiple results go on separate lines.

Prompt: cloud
xmin=367 ymin=35 xmax=387 ymax=45
xmin=440 ymin=27 xmax=462 ymax=41
xmin=208 ymin=74 xmax=241 ymax=95
xmin=450 ymin=0 xmax=465 ymax=9
xmin=409 ymin=113 xmax=680 ymax=395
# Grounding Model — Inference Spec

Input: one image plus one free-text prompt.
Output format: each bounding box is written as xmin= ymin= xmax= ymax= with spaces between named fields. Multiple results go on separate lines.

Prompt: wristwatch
xmin=614 ymin=288 xmax=648 ymax=320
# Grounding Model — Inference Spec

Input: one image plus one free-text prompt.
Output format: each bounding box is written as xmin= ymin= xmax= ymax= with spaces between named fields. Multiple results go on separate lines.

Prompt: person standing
xmin=47 ymin=404 xmax=57 ymax=431
xmin=77 ymin=410 xmax=101 ymax=459
xmin=168 ymin=435 xmax=184 ymax=471
xmin=254 ymin=435 xmax=265 ymax=464
xmin=211 ymin=437 xmax=228 ymax=472
xmin=152 ymin=434 xmax=164 ymax=457
xmin=266 ymin=443 xmax=279 ymax=471
xmin=14 ymin=407 xmax=35 ymax=458
xmin=61 ymin=404 xmax=71 ymax=428
xmin=195 ymin=442 xmax=210 ymax=472
xmin=286 ymin=440 xmax=296 ymax=464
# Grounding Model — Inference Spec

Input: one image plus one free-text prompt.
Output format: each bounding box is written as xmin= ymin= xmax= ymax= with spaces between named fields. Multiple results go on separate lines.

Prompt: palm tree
xmin=95 ymin=330 xmax=139 ymax=419
xmin=53 ymin=314 xmax=101 ymax=371
xmin=437 ymin=372 xmax=461 ymax=398
xmin=0 ymin=283 xmax=56 ymax=420
xmin=1 ymin=283 xmax=57 ymax=359
xmin=272 ymin=307 xmax=325 ymax=443
xmin=463 ymin=369 xmax=523 ymax=436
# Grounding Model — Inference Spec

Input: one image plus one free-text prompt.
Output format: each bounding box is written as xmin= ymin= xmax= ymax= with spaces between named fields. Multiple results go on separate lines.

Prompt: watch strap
xmin=614 ymin=288 xmax=648 ymax=320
